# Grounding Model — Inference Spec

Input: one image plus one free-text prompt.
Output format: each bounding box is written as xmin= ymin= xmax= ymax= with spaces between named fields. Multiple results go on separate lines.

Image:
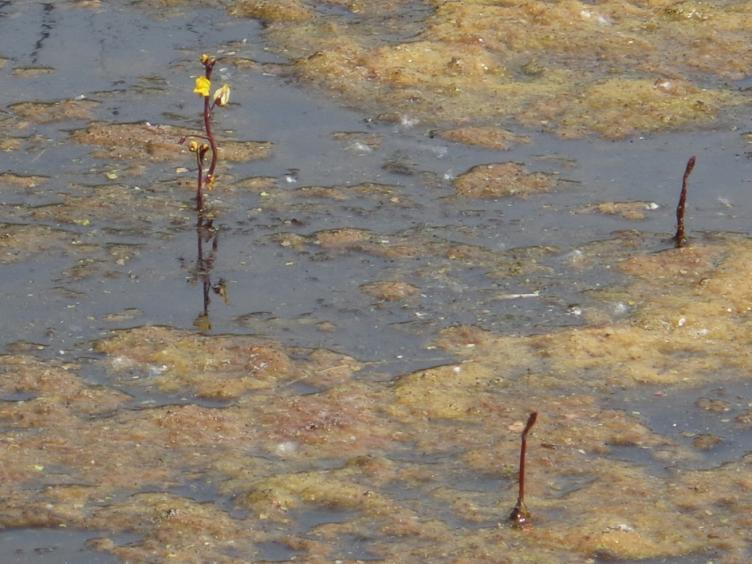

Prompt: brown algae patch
xmin=0 ymin=172 xmax=49 ymax=189
xmin=360 ymin=280 xmax=419 ymax=302
xmin=552 ymin=78 xmax=736 ymax=139
xmin=26 ymin=183 xmax=190 ymax=229
xmin=0 ymin=355 xmax=130 ymax=416
xmin=434 ymin=126 xmax=530 ymax=150
xmin=231 ymin=176 xmax=279 ymax=193
xmin=12 ymin=66 xmax=55 ymax=77
xmin=331 ymin=130 xmax=383 ymax=151
xmin=438 ymin=236 xmax=752 ymax=390
xmin=453 ymin=162 xmax=556 ymax=198
xmin=88 ymin=493 xmax=258 ymax=563
xmin=0 ymin=224 xmax=74 ymax=264
xmin=2 ymin=316 xmax=748 ymax=560
xmin=96 ymin=325 xmax=362 ymax=399
xmin=276 ymin=227 xmax=558 ymax=282
xmin=10 ymin=99 xmax=100 ymax=124
xmin=0 ymin=138 xmax=25 ymax=152
xmin=70 ymin=122 xmax=271 ymax=163
xmin=234 ymin=0 xmax=750 ymax=137
xmin=578 ymin=201 xmax=659 ymax=221
xmin=229 ymin=0 xmax=314 ymax=23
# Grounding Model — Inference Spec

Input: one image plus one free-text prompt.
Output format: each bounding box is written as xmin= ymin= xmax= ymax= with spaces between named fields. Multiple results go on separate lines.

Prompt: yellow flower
xmin=213 ymin=84 xmax=231 ymax=106
xmin=200 ymin=53 xmax=211 ymax=64
xmin=193 ymin=76 xmax=211 ymax=97
xmin=189 ymin=140 xmax=199 ymax=152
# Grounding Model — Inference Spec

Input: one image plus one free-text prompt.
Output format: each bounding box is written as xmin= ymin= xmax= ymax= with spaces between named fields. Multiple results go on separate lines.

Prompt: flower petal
xmin=213 ymin=84 xmax=231 ymax=106
xmin=193 ymin=76 xmax=211 ymax=97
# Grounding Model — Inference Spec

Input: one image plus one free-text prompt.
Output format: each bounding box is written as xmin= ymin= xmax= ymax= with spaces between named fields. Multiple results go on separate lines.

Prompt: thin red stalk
xmin=195 ymin=150 xmax=204 ymax=212
xmin=510 ymin=411 xmax=538 ymax=527
xmin=517 ymin=412 xmax=537 ymax=506
xmin=673 ymin=156 xmax=696 ymax=248
xmin=203 ymin=62 xmax=218 ymax=187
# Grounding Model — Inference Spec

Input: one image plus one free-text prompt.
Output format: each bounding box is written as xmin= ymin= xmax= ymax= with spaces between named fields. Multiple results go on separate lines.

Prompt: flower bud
xmin=213 ymin=84 xmax=231 ymax=107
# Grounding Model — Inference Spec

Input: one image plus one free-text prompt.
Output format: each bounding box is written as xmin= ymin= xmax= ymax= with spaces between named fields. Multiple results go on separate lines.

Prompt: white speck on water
xmin=428 ymin=144 xmax=448 ymax=158
xmin=111 ymin=356 xmax=136 ymax=369
xmin=613 ymin=302 xmax=629 ymax=315
xmin=348 ymin=141 xmax=372 ymax=154
xmin=400 ymin=115 xmax=419 ymax=128
xmin=443 ymin=169 xmax=455 ymax=180
xmin=276 ymin=441 xmax=298 ymax=456
xmin=497 ymin=291 xmax=540 ymax=300
xmin=566 ymin=249 xmax=585 ymax=266
xmin=148 ymin=364 xmax=168 ymax=376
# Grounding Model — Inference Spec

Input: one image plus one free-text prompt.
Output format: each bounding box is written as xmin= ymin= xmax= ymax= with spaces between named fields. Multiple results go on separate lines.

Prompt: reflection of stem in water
xmin=31 ymin=3 xmax=55 ymax=64
xmin=191 ymin=215 xmax=227 ymax=331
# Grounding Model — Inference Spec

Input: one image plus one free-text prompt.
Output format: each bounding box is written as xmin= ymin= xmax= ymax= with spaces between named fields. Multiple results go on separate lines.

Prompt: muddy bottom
xmin=2 ymin=1 xmax=752 ymax=563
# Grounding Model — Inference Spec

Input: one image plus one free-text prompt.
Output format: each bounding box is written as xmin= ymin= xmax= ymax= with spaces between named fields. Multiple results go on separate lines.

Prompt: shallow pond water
xmin=2 ymin=1 xmax=752 ymax=562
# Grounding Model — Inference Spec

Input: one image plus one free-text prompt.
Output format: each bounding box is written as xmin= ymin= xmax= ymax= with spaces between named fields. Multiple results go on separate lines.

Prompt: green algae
xmin=436 ymin=239 xmax=752 ymax=390
xmin=453 ymin=162 xmax=557 ymax=198
xmin=96 ymin=326 xmax=362 ymax=399
xmin=2 ymin=3 xmax=752 ymax=562
xmin=225 ymin=0 xmax=752 ymax=138
xmin=4 ymin=254 xmax=752 ymax=562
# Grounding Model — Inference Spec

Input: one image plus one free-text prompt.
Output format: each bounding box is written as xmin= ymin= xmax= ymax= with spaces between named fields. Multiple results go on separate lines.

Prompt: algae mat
xmin=1 ymin=1 xmax=752 ymax=562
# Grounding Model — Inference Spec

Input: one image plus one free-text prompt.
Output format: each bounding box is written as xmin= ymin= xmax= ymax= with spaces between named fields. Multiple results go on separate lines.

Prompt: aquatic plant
xmin=673 ymin=156 xmax=697 ymax=248
xmin=509 ymin=411 xmax=538 ymax=528
xmin=185 ymin=53 xmax=231 ymax=211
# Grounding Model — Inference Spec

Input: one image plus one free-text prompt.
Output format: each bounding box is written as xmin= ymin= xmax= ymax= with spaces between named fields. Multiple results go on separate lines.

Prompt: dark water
xmin=0 ymin=528 xmax=137 ymax=564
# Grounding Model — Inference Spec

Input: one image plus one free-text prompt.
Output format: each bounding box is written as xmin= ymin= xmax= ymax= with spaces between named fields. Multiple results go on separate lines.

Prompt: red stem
xmin=203 ymin=62 xmax=218 ymax=187
xmin=517 ymin=411 xmax=538 ymax=508
xmin=674 ymin=156 xmax=696 ymax=248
